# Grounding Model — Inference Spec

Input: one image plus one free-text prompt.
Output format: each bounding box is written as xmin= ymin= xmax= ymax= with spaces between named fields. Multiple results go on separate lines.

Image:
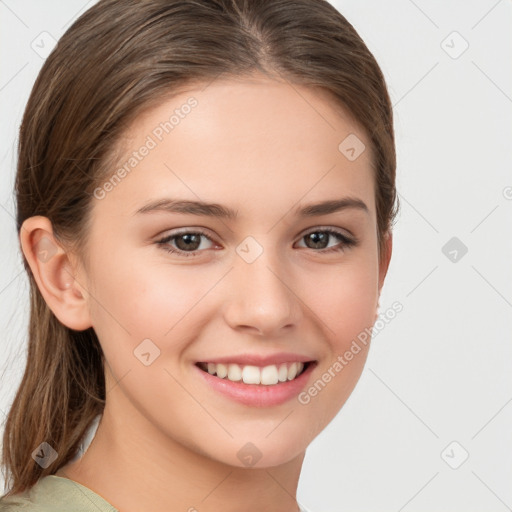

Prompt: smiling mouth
xmin=195 ymin=360 xmax=315 ymax=386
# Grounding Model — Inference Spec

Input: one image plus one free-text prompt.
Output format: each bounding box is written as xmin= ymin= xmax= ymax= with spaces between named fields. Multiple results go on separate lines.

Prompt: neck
xmin=57 ymin=389 xmax=305 ymax=512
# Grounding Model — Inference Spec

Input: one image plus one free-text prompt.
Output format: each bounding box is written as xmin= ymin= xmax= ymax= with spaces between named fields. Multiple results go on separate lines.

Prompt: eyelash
xmin=156 ymin=228 xmax=358 ymax=258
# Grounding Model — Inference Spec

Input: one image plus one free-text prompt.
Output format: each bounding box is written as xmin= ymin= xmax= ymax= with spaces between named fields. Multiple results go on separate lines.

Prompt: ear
xmin=374 ymin=230 xmax=393 ymax=322
xmin=19 ymin=216 xmax=93 ymax=331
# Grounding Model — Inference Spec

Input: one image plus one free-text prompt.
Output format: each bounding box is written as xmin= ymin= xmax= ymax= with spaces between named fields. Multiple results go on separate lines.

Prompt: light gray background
xmin=1 ymin=1 xmax=511 ymax=511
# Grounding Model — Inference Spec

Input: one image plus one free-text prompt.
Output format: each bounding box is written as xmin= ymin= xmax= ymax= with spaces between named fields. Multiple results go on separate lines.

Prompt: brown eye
xmin=297 ymin=229 xmax=357 ymax=253
xmin=174 ymin=233 xmax=202 ymax=251
xmin=156 ymin=230 xmax=215 ymax=257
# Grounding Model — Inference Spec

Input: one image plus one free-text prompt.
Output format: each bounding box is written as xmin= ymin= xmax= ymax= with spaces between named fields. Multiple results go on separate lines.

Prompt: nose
xmin=221 ymin=248 xmax=302 ymax=337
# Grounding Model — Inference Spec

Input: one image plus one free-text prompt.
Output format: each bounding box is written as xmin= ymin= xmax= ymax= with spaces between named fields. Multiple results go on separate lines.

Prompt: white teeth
xmin=261 ymin=365 xmax=279 ymax=385
xmin=216 ymin=363 xmax=228 ymax=378
xmin=242 ymin=365 xmax=261 ymax=384
xmin=227 ymin=364 xmax=242 ymax=382
xmin=200 ymin=361 xmax=307 ymax=385
xmin=278 ymin=363 xmax=288 ymax=382
xmin=288 ymin=362 xmax=298 ymax=380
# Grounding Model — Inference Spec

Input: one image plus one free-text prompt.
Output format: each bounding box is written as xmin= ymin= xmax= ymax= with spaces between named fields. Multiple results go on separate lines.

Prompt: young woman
xmin=0 ymin=0 xmax=398 ymax=510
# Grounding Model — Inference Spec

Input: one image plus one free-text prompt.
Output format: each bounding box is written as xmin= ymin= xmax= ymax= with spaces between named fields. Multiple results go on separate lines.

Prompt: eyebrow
xmin=134 ymin=196 xmax=369 ymax=219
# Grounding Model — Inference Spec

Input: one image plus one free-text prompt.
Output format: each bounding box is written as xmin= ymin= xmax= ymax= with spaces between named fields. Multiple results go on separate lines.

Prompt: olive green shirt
xmin=0 ymin=476 xmax=117 ymax=511
xmin=0 ymin=475 xmax=313 ymax=511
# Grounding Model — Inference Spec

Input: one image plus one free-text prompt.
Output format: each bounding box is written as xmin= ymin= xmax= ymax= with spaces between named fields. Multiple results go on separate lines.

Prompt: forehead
xmin=94 ymin=75 xmax=375 ymax=222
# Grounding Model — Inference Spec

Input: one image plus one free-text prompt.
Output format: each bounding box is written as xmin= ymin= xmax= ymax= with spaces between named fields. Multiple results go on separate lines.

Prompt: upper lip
xmin=196 ymin=352 xmax=316 ymax=367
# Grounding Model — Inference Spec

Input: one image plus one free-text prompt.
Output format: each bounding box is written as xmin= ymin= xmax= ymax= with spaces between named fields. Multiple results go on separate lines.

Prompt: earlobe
xmin=19 ymin=216 xmax=93 ymax=331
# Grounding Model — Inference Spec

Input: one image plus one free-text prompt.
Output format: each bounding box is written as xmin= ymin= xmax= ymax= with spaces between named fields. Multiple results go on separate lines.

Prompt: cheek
xmin=87 ymin=254 xmax=219 ymax=364
xmin=301 ymin=256 xmax=378 ymax=345
xmin=299 ymin=258 xmax=377 ymax=423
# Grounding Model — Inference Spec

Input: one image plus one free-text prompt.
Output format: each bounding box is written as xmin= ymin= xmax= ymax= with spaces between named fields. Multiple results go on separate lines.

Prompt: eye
xmin=156 ymin=228 xmax=216 ymax=257
xmin=295 ymin=228 xmax=358 ymax=253
xmin=156 ymin=227 xmax=358 ymax=258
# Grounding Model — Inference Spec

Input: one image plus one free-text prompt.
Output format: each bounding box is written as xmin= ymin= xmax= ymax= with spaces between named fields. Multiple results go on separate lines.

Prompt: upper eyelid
xmin=159 ymin=227 xmax=214 ymax=240
xmin=301 ymin=226 xmax=354 ymax=238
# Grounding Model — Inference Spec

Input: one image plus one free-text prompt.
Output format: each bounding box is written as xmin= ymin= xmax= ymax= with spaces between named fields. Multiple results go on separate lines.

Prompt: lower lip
xmin=194 ymin=362 xmax=317 ymax=407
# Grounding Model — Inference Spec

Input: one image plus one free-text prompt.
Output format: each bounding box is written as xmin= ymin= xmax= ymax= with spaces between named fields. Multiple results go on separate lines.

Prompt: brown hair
xmin=1 ymin=0 xmax=399 ymax=496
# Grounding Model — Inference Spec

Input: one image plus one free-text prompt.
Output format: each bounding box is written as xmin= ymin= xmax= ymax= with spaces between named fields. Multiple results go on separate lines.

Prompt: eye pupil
xmin=176 ymin=233 xmax=201 ymax=251
xmin=306 ymin=232 xmax=328 ymax=249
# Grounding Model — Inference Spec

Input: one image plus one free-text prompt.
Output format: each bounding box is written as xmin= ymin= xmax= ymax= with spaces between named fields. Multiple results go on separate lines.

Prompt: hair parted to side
xmin=1 ymin=0 xmax=399 ymax=497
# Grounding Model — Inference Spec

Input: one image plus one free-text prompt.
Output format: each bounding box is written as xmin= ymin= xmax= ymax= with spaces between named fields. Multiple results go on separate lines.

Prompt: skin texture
xmin=20 ymin=74 xmax=392 ymax=512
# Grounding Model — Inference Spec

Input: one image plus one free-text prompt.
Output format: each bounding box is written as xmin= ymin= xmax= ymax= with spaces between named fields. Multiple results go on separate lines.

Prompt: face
xmin=65 ymin=74 xmax=390 ymax=468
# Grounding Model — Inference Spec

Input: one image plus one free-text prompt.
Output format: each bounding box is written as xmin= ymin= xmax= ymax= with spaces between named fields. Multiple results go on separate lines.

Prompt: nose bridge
xmin=222 ymin=237 xmax=301 ymax=335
